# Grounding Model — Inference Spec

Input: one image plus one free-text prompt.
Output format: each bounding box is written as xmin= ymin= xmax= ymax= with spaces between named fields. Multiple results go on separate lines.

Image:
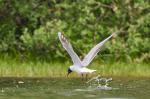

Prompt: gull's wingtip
xmin=111 ymin=32 xmax=116 ymax=36
xmin=112 ymin=30 xmax=123 ymax=37
xmin=111 ymin=33 xmax=115 ymax=37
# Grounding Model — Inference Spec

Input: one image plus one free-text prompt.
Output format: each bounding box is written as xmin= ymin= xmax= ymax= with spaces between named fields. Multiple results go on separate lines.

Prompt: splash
xmin=86 ymin=75 xmax=112 ymax=90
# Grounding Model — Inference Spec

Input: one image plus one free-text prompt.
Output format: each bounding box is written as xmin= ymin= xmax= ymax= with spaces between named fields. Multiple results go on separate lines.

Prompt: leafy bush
xmin=0 ymin=0 xmax=149 ymax=63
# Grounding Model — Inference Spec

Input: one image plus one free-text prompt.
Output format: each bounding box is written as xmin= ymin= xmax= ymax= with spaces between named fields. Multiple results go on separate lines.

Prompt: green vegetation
xmin=0 ymin=0 xmax=149 ymax=77
xmin=0 ymin=57 xmax=149 ymax=77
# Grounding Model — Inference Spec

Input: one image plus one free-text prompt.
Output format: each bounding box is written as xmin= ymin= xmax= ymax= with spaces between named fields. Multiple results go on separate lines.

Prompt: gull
xmin=58 ymin=32 xmax=114 ymax=77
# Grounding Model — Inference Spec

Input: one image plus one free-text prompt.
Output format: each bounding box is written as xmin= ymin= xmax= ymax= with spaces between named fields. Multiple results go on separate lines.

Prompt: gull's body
xmin=70 ymin=65 xmax=96 ymax=74
xmin=58 ymin=32 xmax=114 ymax=76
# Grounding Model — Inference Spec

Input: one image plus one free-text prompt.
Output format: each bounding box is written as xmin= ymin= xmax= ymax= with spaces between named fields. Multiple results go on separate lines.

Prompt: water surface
xmin=0 ymin=77 xmax=149 ymax=99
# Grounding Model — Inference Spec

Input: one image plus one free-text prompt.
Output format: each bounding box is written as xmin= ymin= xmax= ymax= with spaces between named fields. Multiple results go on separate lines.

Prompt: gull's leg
xmin=86 ymin=74 xmax=88 ymax=80
xmin=81 ymin=74 xmax=84 ymax=81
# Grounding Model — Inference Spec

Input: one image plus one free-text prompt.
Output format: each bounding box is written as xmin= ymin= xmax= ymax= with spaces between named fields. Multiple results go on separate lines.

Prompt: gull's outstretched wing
xmin=58 ymin=32 xmax=82 ymax=66
xmin=81 ymin=33 xmax=114 ymax=67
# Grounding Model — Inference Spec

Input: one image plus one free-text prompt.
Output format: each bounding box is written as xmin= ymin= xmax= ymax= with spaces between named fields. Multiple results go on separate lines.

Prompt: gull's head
xmin=67 ymin=67 xmax=73 ymax=77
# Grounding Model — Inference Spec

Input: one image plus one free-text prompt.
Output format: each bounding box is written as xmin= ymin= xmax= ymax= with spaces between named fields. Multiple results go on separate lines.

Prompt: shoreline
xmin=0 ymin=60 xmax=149 ymax=78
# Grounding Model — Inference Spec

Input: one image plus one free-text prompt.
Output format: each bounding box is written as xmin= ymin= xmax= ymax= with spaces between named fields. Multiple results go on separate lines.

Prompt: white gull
xmin=58 ymin=32 xmax=114 ymax=77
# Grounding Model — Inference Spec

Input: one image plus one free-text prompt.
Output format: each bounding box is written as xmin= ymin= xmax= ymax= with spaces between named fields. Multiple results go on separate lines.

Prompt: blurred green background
xmin=0 ymin=0 xmax=149 ymax=64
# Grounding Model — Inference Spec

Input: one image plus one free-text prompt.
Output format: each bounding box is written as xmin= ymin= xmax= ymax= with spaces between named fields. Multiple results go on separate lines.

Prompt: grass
xmin=92 ymin=62 xmax=150 ymax=78
xmin=0 ymin=58 xmax=149 ymax=78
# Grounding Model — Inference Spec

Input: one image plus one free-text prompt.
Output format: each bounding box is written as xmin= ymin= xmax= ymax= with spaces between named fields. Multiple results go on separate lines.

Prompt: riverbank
xmin=0 ymin=59 xmax=149 ymax=78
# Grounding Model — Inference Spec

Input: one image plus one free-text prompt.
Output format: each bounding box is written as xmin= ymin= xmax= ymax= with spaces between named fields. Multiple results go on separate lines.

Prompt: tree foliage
xmin=0 ymin=0 xmax=149 ymax=63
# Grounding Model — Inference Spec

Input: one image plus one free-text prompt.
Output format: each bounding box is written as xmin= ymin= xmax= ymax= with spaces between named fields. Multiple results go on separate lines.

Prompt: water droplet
xmin=86 ymin=75 xmax=112 ymax=90
xmin=1 ymin=88 xmax=4 ymax=93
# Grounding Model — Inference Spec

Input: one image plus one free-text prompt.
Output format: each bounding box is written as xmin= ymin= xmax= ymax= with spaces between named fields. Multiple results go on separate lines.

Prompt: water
xmin=0 ymin=77 xmax=149 ymax=99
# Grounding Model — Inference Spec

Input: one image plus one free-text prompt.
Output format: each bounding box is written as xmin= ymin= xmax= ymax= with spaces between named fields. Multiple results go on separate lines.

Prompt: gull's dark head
xmin=67 ymin=67 xmax=72 ymax=77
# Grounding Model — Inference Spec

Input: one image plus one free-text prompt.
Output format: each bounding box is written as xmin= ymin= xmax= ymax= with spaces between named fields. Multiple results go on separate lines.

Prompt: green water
xmin=0 ymin=77 xmax=149 ymax=99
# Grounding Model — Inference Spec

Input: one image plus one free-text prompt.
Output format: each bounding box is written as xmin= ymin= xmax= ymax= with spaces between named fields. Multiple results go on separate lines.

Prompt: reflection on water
xmin=0 ymin=77 xmax=149 ymax=99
